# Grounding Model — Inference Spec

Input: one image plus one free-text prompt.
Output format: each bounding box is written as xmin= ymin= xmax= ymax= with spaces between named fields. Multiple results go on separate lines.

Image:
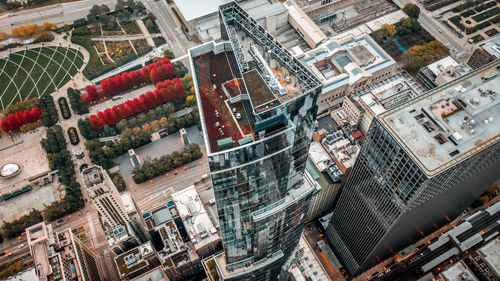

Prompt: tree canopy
xmin=402 ymin=40 xmax=449 ymax=75
xmin=403 ymin=3 xmax=420 ymax=19
xmin=379 ymin=24 xmax=397 ymax=40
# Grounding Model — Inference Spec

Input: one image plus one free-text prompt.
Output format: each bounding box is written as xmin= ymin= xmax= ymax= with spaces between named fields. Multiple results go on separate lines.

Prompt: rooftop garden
xmin=193 ymin=52 xmax=245 ymax=152
xmin=243 ymin=70 xmax=278 ymax=109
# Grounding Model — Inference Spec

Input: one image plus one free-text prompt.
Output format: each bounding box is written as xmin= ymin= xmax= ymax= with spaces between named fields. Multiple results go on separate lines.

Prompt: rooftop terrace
xmin=190 ymin=2 xmax=322 ymax=154
xmin=379 ymin=61 xmax=500 ymax=176
xmin=192 ymin=51 xmax=254 ymax=153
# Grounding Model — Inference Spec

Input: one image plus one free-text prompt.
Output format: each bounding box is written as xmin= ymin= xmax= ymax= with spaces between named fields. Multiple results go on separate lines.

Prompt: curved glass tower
xmin=188 ymin=2 xmax=322 ymax=280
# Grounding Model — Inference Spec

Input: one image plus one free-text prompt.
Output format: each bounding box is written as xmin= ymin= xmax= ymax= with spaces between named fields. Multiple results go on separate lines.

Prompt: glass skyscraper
xmin=327 ymin=60 xmax=500 ymax=276
xmin=189 ymin=2 xmax=322 ymax=280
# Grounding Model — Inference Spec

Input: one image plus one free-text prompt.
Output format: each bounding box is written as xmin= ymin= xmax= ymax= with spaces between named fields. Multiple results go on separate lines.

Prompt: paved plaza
xmin=116 ymin=125 xmax=204 ymax=176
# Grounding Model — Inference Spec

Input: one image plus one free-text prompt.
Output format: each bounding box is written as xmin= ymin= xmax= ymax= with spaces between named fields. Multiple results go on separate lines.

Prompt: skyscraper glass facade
xmin=326 ymin=61 xmax=500 ymax=276
xmin=189 ymin=3 xmax=322 ymax=279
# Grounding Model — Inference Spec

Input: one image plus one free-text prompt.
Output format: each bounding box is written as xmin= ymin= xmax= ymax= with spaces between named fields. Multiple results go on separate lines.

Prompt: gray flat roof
xmin=173 ymin=0 xmax=231 ymax=21
xmin=379 ymin=61 xmax=500 ymax=176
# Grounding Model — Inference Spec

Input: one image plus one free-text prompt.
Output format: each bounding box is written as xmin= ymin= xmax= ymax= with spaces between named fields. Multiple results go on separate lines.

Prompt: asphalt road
xmin=1 ymin=0 xmax=193 ymax=56
xmin=0 ymin=0 xmax=116 ymax=33
xmin=127 ymin=148 xmax=210 ymax=211
xmin=142 ymin=0 xmax=192 ymax=56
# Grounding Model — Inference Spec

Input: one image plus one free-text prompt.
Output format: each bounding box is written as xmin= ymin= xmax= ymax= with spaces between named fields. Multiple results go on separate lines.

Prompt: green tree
xmin=163 ymin=49 xmax=175 ymax=59
xmin=397 ymin=17 xmax=420 ymax=35
xmin=403 ymin=3 xmax=420 ymax=19
xmin=173 ymin=61 xmax=188 ymax=78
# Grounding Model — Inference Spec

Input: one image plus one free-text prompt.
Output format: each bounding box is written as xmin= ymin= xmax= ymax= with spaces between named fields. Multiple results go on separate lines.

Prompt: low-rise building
xmin=349 ymin=73 xmax=424 ymax=134
xmin=142 ymin=201 xmax=204 ymax=281
xmin=114 ymin=242 xmax=161 ymax=280
xmin=305 ymin=142 xmax=343 ymax=222
xmin=433 ymin=260 xmax=479 ymax=281
xmin=302 ymin=33 xmax=396 ymax=112
xmin=27 ymin=222 xmax=105 ymax=281
xmin=321 ymin=131 xmax=360 ymax=175
xmin=171 ymin=0 xmax=288 ymax=42
xmin=129 ymin=266 xmax=168 ymax=281
xmin=284 ymin=234 xmax=332 ymax=281
xmin=283 ymin=0 xmax=327 ymax=48
xmin=171 ymin=185 xmax=222 ymax=258
xmin=107 ymin=223 xmax=141 ymax=255
xmin=416 ymin=56 xmax=472 ymax=91
xmin=467 ymin=34 xmax=500 ymax=70
xmin=464 ymin=237 xmax=500 ymax=281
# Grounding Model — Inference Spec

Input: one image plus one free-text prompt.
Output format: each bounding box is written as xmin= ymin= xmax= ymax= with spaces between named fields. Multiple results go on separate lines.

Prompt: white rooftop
xmin=440 ymin=261 xmax=479 ymax=281
xmin=288 ymin=235 xmax=330 ymax=281
xmin=379 ymin=61 xmax=500 ymax=176
xmin=172 ymin=0 xmax=231 ymax=22
xmin=308 ymin=142 xmax=332 ymax=172
xmin=120 ymin=192 xmax=136 ymax=213
xmin=283 ymin=0 xmax=327 ymax=47
xmin=479 ymin=237 xmax=500 ymax=277
xmin=477 ymin=34 xmax=500 ymax=59
xmin=359 ymin=74 xmax=424 ymax=115
xmin=303 ymin=33 xmax=395 ymax=92
xmin=171 ymin=185 xmax=219 ymax=250
xmin=424 ymin=56 xmax=472 ymax=84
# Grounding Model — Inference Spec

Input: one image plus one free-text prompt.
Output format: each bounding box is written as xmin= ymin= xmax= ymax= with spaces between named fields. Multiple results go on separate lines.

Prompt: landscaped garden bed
xmin=153 ymin=36 xmax=166 ymax=47
xmin=106 ymin=41 xmax=135 ymax=61
xmin=371 ymin=27 xmax=435 ymax=61
xmin=472 ymin=7 xmax=500 ymax=22
xmin=485 ymin=28 xmax=499 ymax=37
xmin=58 ymin=97 xmax=71 ymax=119
xmin=67 ymin=127 xmax=80 ymax=145
xmin=131 ymin=39 xmax=151 ymax=54
xmin=470 ymin=34 xmax=485 ymax=43
xmin=121 ymin=21 xmax=141 ymax=34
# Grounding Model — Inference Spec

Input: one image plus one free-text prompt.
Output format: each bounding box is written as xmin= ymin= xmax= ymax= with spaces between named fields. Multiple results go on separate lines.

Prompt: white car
xmin=18 ymin=244 xmax=25 ymax=249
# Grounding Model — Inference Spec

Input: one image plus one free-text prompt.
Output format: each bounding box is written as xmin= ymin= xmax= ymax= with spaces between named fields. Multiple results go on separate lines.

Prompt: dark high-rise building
xmin=326 ymin=60 xmax=500 ymax=276
xmin=189 ymin=2 xmax=322 ymax=280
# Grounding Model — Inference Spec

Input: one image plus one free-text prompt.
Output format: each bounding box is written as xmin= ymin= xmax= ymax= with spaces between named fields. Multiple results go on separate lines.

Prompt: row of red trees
xmin=0 ymin=107 xmax=42 ymax=132
xmin=88 ymin=78 xmax=185 ymax=131
xmin=81 ymin=58 xmax=174 ymax=104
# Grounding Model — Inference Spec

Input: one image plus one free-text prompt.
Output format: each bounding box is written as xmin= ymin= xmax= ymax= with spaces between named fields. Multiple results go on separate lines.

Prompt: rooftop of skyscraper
xmin=379 ymin=60 xmax=500 ymax=175
xmin=189 ymin=1 xmax=321 ymax=154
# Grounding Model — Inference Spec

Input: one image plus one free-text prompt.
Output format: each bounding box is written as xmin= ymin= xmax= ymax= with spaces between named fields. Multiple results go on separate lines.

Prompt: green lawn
xmin=473 ymin=7 xmax=500 ymax=22
xmin=0 ymin=47 xmax=84 ymax=109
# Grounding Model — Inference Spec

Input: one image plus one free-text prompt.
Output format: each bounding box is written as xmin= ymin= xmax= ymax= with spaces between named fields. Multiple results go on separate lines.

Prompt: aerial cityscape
xmin=0 ymin=0 xmax=498 ymax=280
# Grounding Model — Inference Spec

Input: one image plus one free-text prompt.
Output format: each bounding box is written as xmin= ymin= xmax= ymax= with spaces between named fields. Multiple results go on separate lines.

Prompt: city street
xmin=126 ymin=146 xmax=210 ymax=211
xmin=0 ymin=0 xmax=116 ymax=33
xmin=142 ymin=0 xmax=194 ymax=56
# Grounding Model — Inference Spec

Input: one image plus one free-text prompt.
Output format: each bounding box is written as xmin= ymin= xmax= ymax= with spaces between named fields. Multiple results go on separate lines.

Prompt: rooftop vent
xmin=124 ymin=254 xmax=137 ymax=266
